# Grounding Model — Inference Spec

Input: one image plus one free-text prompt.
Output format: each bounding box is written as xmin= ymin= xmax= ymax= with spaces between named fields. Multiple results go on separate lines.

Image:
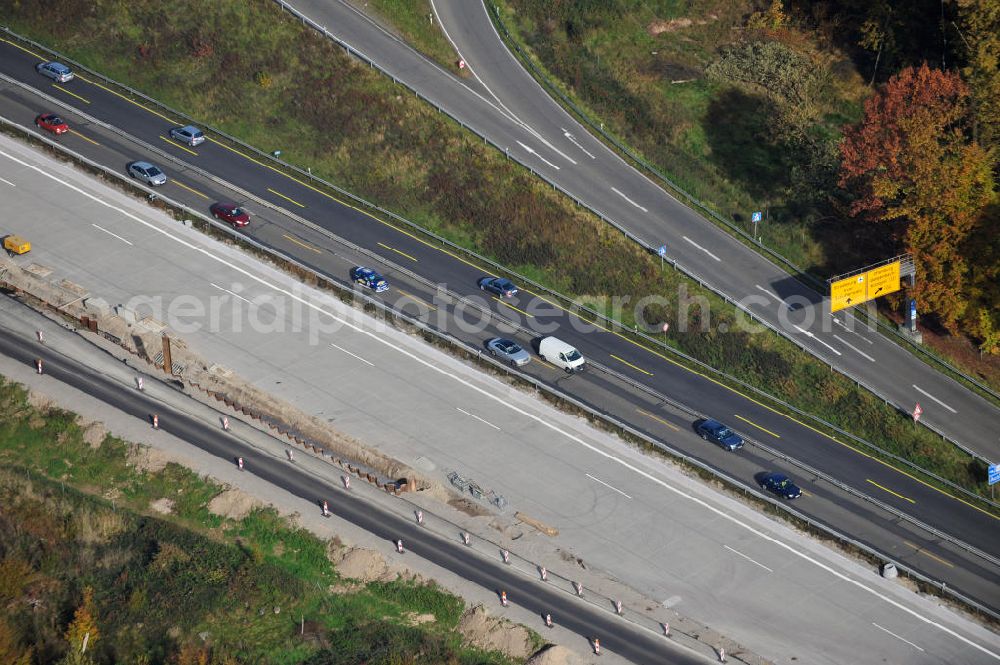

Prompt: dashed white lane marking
xmin=210 ymin=282 xmax=253 ymax=305
xmin=611 ymin=187 xmax=648 ymax=212
xmin=91 ymin=223 xmax=133 ymax=245
xmin=561 ymin=128 xmax=596 ymax=159
xmin=682 ymin=236 xmax=721 ymax=262
xmin=3 ymin=146 xmax=996 ymax=661
xmin=754 ymin=284 xmax=788 ymax=308
xmin=0 ymin=175 xmax=15 ymax=187
xmin=833 ymin=334 xmax=876 ymax=362
xmin=793 ymin=324 xmax=843 ymax=356
xmin=912 ymin=385 xmax=957 ymax=414
xmin=872 ymin=623 xmax=925 ymax=652
xmin=833 ymin=316 xmax=875 ymax=344
xmin=331 ymin=342 xmax=375 ymax=367
xmin=724 ymin=545 xmax=773 ymax=573
xmin=516 ymin=140 xmax=560 ymax=170
xmin=585 ymin=473 xmax=632 ymax=499
xmin=456 ymin=407 xmax=501 ymax=430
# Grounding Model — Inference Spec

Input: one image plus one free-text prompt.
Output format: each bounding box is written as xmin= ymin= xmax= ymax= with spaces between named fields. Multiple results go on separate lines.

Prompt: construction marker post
xmin=342 ymin=475 xmax=351 ymax=490
xmin=544 ymin=613 xmax=553 ymax=628
xmin=501 ymin=549 xmax=510 ymax=564
xmin=573 ymin=582 xmax=583 ymax=597
xmin=500 ymin=590 xmax=508 ymax=607
xmin=322 ymin=500 xmax=330 ymax=517
xmin=396 ymin=539 xmax=404 ymax=554
xmin=593 ymin=638 xmax=601 ymax=656
xmin=286 ymin=449 xmax=295 ymax=462
xmin=152 ymin=414 xmax=159 ymax=430
xmin=718 ymin=647 xmax=726 ymax=662
xmin=136 ymin=376 xmax=144 ymax=391
xmin=237 ymin=457 xmax=244 ymax=471
xmin=462 ymin=532 xmax=471 ymax=546
xmin=539 ymin=566 xmax=547 ymax=581
xmin=662 ymin=622 xmax=670 ymax=637
xmin=416 ymin=510 xmax=424 ymax=525
xmin=222 ymin=416 xmax=230 ymax=431
xmin=35 ymin=358 xmax=43 ymax=374
xmin=36 ymin=330 xmax=44 ymax=343
xmin=615 ymin=600 xmax=623 ymax=615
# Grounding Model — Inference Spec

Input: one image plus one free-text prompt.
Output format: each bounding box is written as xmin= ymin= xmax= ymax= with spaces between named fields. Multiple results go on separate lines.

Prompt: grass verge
xmin=0 ymin=0 xmax=993 ymax=501
xmin=0 ymin=376 xmax=516 ymax=664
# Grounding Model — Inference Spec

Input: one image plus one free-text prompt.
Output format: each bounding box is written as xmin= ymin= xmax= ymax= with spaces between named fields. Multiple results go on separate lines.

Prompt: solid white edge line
xmin=3 ymin=145 xmax=996 ymax=660
xmin=0 ymin=175 xmax=15 ymax=186
xmin=912 ymin=385 xmax=958 ymax=414
xmin=330 ymin=342 xmax=374 ymax=367
xmin=723 ymin=545 xmax=774 ymax=573
xmin=872 ymin=623 xmax=925 ymax=652
xmin=457 ymin=407 xmax=501 ymax=431
xmin=91 ymin=223 xmax=134 ymax=246
xmin=754 ymin=284 xmax=786 ymax=308
xmin=833 ymin=316 xmax=875 ymax=344
xmin=585 ymin=473 xmax=632 ymax=499
xmin=833 ymin=334 xmax=876 ymax=362
xmin=793 ymin=324 xmax=843 ymax=356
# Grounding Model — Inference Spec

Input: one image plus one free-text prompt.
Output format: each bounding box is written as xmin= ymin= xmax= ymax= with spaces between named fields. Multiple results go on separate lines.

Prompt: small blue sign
xmin=989 ymin=463 xmax=1000 ymax=486
xmin=751 ymin=211 xmax=762 ymax=223
xmin=657 ymin=245 xmax=668 ymax=258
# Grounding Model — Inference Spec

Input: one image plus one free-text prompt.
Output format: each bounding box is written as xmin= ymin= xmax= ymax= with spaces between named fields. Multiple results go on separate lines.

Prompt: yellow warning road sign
xmin=829 ymin=261 xmax=901 ymax=313
xmin=866 ymin=261 xmax=901 ymax=300
xmin=831 ymin=274 xmax=867 ymax=313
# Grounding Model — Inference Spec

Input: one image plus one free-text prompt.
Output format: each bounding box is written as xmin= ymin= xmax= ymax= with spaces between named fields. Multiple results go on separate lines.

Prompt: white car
xmin=128 ymin=161 xmax=168 ymax=186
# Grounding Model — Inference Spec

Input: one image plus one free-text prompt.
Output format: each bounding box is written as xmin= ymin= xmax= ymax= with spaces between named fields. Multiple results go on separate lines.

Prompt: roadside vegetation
xmin=492 ymin=0 xmax=999 ymax=387
xmin=360 ymin=0 xmax=462 ymax=71
xmin=0 ymin=0 xmax=992 ymax=500
xmin=0 ymin=378 xmax=516 ymax=665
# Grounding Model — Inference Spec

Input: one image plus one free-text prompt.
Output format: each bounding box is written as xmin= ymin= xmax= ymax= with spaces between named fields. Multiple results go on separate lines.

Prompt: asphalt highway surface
xmin=0 ymin=326 xmax=708 ymax=664
xmin=0 ymin=38 xmax=998 ymax=614
xmin=276 ymin=0 xmax=1000 ymax=462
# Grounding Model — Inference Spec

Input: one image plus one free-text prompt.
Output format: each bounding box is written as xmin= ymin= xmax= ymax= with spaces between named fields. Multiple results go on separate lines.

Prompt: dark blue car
xmin=350 ymin=266 xmax=388 ymax=293
xmin=760 ymin=473 xmax=802 ymax=500
xmin=696 ymin=419 xmax=744 ymax=451
xmin=478 ymin=276 xmax=519 ymax=298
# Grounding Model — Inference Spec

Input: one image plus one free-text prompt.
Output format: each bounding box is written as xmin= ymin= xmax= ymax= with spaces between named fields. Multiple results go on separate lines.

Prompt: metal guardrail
xmin=3 ymin=21 xmax=994 ymax=473
xmin=482 ymin=6 xmax=1000 ymax=407
xmin=3 ymin=108 xmax=997 ymax=622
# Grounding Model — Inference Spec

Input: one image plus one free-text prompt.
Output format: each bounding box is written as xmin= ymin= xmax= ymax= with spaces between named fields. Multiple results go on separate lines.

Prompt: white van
xmin=538 ymin=336 xmax=585 ymax=373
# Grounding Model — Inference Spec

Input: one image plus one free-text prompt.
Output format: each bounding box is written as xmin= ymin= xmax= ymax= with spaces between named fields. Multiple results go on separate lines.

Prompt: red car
xmin=209 ymin=202 xmax=250 ymax=228
xmin=35 ymin=113 xmax=68 ymax=135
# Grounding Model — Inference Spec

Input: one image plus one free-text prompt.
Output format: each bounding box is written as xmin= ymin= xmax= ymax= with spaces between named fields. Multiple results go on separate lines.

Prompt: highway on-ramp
xmin=274 ymin=0 xmax=1000 ymax=462
xmin=0 ymin=44 xmax=997 ymax=616
xmin=0 ymin=129 xmax=998 ymax=664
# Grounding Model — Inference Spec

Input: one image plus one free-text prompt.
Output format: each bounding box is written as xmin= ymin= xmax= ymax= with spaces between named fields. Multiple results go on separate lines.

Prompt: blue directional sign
xmin=657 ymin=245 xmax=668 ymax=258
xmin=989 ymin=463 xmax=1000 ymax=486
xmin=751 ymin=211 xmax=763 ymax=223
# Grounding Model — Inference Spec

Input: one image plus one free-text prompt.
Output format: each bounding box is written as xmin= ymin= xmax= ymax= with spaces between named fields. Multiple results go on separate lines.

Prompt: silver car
xmin=169 ymin=124 xmax=205 ymax=146
xmin=36 ymin=61 xmax=74 ymax=83
xmin=486 ymin=337 xmax=531 ymax=367
xmin=128 ymin=161 xmax=168 ymax=186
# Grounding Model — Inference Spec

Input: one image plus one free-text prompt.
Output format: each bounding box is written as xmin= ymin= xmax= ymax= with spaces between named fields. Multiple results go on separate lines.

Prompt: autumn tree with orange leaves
xmin=839 ymin=63 xmax=995 ymax=333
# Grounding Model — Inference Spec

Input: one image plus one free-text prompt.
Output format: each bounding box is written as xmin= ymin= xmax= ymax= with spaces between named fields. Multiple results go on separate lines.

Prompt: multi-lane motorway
xmin=276 ymin=0 xmax=1000 ymax=462
xmin=0 ymin=33 xmax=997 ymax=615
xmin=1 ymin=133 xmax=998 ymax=664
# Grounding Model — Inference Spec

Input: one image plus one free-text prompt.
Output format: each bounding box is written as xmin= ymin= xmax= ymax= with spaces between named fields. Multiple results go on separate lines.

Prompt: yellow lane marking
xmin=42 ymin=41 xmax=991 ymax=523
xmin=171 ymin=179 xmax=209 ymax=200
xmin=2 ymin=37 xmax=44 ymax=58
xmin=377 ymin=242 xmax=417 ymax=262
xmin=267 ymin=187 xmax=306 ymax=208
xmin=866 ymin=479 xmax=916 ymax=504
xmin=69 ymin=129 xmax=99 ymax=145
xmin=282 ymin=234 xmax=322 ymax=254
xmin=52 ymin=84 xmax=90 ymax=104
xmin=733 ymin=414 xmax=781 ymax=438
xmin=395 ymin=288 xmax=437 ymax=311
xmin=903 ymin=540 xmax=954 ymax=568
xmin=536 ymin=358 xmax=559 ymax=371
xmin=160 ymin=135 xmax=198 ymax=156
xmin=801 ymin=490 xmax=814 ymax=497
xmin=76 ymin=74 xmax=176 ymax=123
xmin=636 ymin=408 xmax=680 ymax=431
xmin=494 ymin=297 xmax=534 ymax=318
xmin=610 ymin=354 xmax=653 ymax=376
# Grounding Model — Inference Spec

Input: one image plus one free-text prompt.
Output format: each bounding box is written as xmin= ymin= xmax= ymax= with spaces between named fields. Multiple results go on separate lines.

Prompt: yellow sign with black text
xmin=829 ymin=261 xmax=901 ymax=313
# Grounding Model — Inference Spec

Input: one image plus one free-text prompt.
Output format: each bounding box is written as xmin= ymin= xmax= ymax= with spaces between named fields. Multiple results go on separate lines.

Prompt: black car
xmin=760 ymin=473 xmax=802 ymax=500
xmin=695 ymin=419 xmax=744 ymax=451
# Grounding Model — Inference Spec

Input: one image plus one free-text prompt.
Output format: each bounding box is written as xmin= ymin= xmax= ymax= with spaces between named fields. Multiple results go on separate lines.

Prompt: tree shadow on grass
xmin=704 ymin=87 xmax=792 ymax=201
